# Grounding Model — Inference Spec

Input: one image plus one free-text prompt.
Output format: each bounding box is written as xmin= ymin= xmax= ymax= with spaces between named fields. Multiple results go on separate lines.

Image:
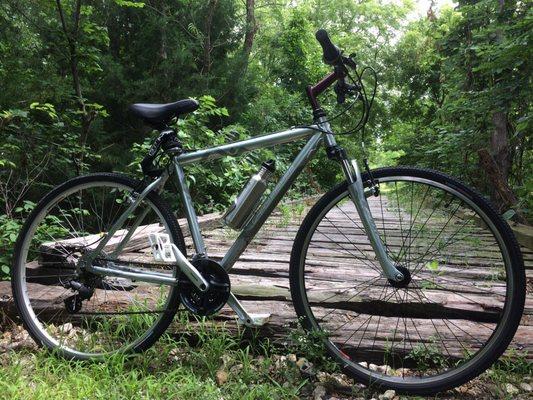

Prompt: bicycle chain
xmin=93 ymin=257 xmax=177 ymax=271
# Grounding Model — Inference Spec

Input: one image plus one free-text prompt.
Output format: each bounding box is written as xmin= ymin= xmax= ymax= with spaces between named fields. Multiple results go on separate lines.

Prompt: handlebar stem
xmin=306 ymin=67 xmax=346 ymax=112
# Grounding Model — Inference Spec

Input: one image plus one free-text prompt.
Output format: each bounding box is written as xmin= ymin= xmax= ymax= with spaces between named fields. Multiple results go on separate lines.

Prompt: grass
xmin=0 ymin=323 xmax=306 ymax=400
xmin=0 ymin=318 xmax=531 ymax=400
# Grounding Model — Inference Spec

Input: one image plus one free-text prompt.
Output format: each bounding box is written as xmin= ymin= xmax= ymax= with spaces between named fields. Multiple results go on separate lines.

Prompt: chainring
xmin=178 ymin=259 xmax=230 ymax=316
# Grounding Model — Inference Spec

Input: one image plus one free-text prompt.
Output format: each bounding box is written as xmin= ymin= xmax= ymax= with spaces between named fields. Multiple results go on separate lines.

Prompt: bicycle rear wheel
xmin=289 ymin=167 xmax=525 ymax=394
xmin=11 ymin=173 xmax=185 ymax=360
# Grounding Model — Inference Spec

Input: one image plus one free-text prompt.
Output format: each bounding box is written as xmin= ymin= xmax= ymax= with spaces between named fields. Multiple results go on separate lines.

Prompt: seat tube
xmin=173 ymin=158 xmax=207 ymax=257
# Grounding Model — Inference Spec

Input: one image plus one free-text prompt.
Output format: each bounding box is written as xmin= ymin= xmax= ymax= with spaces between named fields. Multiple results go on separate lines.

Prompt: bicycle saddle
xmin=129 ymin=98 xmax=199 ymax=128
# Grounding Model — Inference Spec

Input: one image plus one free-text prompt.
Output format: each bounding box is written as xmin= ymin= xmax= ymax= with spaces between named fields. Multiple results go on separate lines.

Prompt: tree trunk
xmin=490 ymin=111 xmax=511 ymax=181
xmin=478 ymin=148 xmax=527 ymax=224
xmin=220 ymin=0 xmax=257 ymax=104
xmin=55 ymin=0 xmax=93 ymax=172
xmin=243 ymin=0 xmax=257 ymax=66
xmin=202 ymin=0 xmax=218 ymax=78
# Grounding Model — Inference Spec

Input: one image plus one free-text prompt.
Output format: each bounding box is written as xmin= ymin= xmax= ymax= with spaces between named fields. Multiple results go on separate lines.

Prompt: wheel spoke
xmin=15 ymin=177 xmax=181 ymax=357
xmin=297 ymin=172 xmax=517 ymax=384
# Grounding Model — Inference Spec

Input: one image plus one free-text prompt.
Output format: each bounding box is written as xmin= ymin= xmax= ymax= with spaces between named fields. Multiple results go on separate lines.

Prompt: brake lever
xmin=334 ymin=81 xmax=346 ymax=104
xmin=343 ymin=54 xmax=357 ymax=69
xmin=334 ymin=80 xmax=360 ymax=104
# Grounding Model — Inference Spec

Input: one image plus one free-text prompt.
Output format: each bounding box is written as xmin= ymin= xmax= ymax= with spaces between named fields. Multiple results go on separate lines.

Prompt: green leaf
xmin=501 ymin=209 xmax=516 ymax=221
xmin=427 ymin=260 xmax=439 ymax=271
xmin=114 ymin=0 xmax=145 ymax=8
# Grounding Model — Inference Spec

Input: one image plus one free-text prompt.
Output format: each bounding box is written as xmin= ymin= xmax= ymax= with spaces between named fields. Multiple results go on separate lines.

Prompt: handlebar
xmin=315 ymin=29 xmax=341 ymax=65
xmin=307 ymin=29 xmax=359 ymax=110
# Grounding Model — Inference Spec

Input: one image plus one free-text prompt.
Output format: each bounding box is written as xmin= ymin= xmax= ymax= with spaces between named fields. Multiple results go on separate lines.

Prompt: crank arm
xmin=227 ymin=293 xmax=271 ymax=327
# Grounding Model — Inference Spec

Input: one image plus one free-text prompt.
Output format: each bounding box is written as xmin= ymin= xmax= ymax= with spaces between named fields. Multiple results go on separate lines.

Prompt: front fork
xmin=340 ymin=158 xmax=404 ymax=282
xmin=320 ymin=120 xmax=403 ymax=282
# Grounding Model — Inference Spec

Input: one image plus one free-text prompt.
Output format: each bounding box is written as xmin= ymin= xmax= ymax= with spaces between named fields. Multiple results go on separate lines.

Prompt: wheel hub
xmin=388 ymin=265 xmax=411 ymax=288
xmin=178 ymin=259 xmax=230 ymax=316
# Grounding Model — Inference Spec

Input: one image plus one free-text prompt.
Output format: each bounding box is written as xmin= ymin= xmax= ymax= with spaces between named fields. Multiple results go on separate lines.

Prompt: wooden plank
xmin=3 ymin=193 xmax=532 ymax=363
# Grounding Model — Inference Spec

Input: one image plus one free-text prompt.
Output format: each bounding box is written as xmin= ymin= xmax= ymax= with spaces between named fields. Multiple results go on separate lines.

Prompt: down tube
xmin=221 ymin=132 xmax=324 ymax=271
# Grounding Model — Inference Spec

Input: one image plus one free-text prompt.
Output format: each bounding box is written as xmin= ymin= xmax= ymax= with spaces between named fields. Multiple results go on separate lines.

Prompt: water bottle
xmin=223 ymin=160 xmax=276 ymax=230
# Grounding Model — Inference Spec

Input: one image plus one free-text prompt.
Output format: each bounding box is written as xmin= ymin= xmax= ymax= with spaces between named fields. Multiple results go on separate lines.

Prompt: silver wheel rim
xmin=298 ymin=175 xmax=514 ymax=384
xmin=15 ymin=180 xmax=178 ymax=358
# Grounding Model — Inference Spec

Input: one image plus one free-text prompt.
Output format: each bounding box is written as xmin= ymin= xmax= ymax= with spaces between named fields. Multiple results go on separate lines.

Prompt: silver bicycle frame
xmin=85 ymin=122 xmax=401 ymax=324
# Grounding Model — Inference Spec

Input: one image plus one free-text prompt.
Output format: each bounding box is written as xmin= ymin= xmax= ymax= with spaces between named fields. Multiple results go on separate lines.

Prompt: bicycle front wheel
xmin=11 ymin=173 xmax=185 ymax=360
xmin=289 ymin=167 xmax=525 ymax=394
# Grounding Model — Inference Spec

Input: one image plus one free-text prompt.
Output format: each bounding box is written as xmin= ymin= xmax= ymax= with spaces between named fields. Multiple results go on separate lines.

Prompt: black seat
xmin=129 ymin=99 xmax=199 ymax=128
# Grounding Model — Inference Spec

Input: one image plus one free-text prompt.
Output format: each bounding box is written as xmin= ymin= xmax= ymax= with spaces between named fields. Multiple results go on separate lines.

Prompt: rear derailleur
xmin=63 ymin=280 xmax=94 ymax=313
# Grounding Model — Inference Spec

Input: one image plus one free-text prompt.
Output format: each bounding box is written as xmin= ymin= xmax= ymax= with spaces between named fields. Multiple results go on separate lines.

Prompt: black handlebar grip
xmin=315 ymin=29 xmax=341 ymax=65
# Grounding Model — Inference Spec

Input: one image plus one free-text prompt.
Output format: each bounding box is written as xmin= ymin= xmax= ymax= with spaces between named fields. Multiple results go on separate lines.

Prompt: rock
xmin=221 ymin=354 xmax=233 ymax=367
xmin=358 ymin=361 xmax=368 ymax=368
xmin=274 ymin=355 xmax=287 ymax=370
xmin=58 ymin=323 xmax=73 ymax=334
xmin=287 ymin=353 xmax=297 ymax=363
xmin=215 ymin=369 xmax=228 ymax=386
xmin=229 ymin=363 xmax=243 ymax=374
xmin=295 ymin=357 xmax=307 ymax=368
xmin=329 ymin=372 xmax=352 ymax=388
xmin=0 ymin=331 xmax=12 ymax=350
xmin=455 ymin=385 xmax=476 ymax=396
xmin=312 ymin=384 xmax=326 ymax=400
xmin=368 ymin=363 xmax=378 ymax=371
xmin=520 ymin=382 xmax=532 ymax=392
xmin=297 ymin=359 xmax=315 ymax=377
xmin=377 ymin=365 xmax=393 ymax=375
xmin=395 ymin=368 xmax=410 ymax=377
xmin=378 ymin=389 xmax=396 ymax=400
xmin=505 ymin=383 xmax=519 ymax=395
xmin=317 ymin=371 xmax=328 ymax=383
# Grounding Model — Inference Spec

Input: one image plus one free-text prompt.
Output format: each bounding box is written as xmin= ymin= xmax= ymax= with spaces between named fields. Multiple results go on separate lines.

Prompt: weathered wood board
xmin=1 ymin=196 xmax=532 ymax=362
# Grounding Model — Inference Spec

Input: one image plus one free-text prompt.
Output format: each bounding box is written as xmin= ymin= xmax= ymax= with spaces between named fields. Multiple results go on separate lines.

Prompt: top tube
xmin=175 ymin=126 xmax=319 ymax=165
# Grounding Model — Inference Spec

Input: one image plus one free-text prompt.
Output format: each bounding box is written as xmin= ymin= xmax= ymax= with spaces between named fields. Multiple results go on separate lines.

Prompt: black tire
xmin=11 ymin=173 xmax=186 ymax=360
xmin=289 ymin=167 xmax=525 ymax=395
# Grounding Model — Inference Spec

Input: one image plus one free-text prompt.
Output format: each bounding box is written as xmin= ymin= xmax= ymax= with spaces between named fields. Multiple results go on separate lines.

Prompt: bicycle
xmin=11 ymin=30 xmax=525 ymax=395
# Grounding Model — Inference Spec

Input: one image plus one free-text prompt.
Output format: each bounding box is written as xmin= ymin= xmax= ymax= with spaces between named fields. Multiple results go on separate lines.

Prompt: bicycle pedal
xmin=148 ymin=233 xmax=177 ymax=262
xmin=238 ymin=313 xmax=271 ymax=327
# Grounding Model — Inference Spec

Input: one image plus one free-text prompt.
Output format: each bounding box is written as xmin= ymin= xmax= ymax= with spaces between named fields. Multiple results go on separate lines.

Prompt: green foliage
xmin=0 ymin=213 xmax=22 ymax=279
xmin=383 ymin=1 xmax=532 ymax=219
xmin=288 ymin=321 xmax=339 ymax=373
xmin=0 ymin=0 xmax=531 ymax=278
xmin=0 ymin=201 xmax=69 ymax=280
xmin=0 ymin=324 xmax=305 ymax=399
xmin=405 ymin=341 xmax=448 ymax=371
